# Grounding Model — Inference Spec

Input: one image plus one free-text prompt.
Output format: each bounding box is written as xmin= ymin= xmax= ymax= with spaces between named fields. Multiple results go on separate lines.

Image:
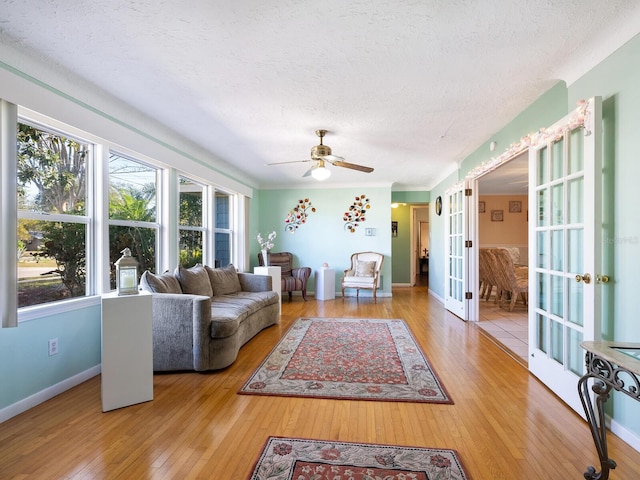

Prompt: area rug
xmin=248 ymin=436 xmax=470 ymax=480
xmin=239 ymin=317 xmax=452 ymax=403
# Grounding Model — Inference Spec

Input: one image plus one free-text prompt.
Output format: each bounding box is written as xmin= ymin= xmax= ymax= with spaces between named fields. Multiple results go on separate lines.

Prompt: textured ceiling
xmin=1 ymin=1 xmax=640 ymax=191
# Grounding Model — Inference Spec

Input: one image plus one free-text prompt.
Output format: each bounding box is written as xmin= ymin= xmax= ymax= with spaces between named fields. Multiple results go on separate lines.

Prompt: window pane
xmin=215 ymin=192 xmax=230 ymax=229
xmin=179 ymin=177 xmax=203 ymax=227
xmin=109 ymin=153 xmax=157 ymax=222
xmin=18 ymin=220 xmax=86 ymax=307
xmin=17 ymin=123 xmax=88 ymax=215
xmin=179 ymin=230 xmax=203 ymax=268
xmin=109 ymin=225 xmax=156 ymax=289
xmin=215 ymin=232 xmax=231 ymax=268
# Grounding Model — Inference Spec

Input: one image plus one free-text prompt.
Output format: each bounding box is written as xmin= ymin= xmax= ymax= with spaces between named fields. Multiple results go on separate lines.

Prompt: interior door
xmin=444 ymin=181 xmax=469 ymax=319
xmin=528 ymin=97 xmax=602 ymax=415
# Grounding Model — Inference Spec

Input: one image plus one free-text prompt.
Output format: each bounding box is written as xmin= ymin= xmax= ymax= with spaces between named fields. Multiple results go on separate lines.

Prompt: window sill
xmin=18 ymin=295 xmax=102 ymax=323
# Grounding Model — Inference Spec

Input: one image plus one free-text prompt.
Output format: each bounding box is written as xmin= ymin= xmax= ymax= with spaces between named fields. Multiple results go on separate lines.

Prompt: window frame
xmin=16 ymin=116 xmax=95 ymax=311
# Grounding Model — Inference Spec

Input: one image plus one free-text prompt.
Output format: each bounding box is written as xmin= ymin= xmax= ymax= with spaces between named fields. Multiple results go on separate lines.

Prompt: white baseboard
xmin=0 ymin=365 xmax=101 ymax=424
xmin=429 ymin=289 xmax=444 ymax=304
xmin=610 ymin=417 xmax=640 ymax=452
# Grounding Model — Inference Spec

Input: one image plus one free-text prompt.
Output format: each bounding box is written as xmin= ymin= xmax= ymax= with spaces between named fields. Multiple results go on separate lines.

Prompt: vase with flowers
xmin=257 ymin=231 xmax=277 ymax=266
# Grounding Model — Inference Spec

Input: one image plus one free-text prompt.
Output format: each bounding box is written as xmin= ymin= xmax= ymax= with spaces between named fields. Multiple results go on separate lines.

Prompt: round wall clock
xmin=435 ymin=196 xmax=442 ymax=216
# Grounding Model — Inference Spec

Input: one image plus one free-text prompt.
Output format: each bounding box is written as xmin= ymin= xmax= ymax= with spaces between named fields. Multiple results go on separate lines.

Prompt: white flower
xmin=256 ymin=231 xmax=277 ymax=250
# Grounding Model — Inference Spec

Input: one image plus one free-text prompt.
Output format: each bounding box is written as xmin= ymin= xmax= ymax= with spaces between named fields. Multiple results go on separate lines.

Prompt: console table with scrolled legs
xmin=578 ymin=341 xmax=640 ymax=480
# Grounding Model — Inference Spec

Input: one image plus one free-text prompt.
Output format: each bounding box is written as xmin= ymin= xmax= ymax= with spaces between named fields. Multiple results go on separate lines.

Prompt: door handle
xmin=596 ymin=274 xmax=610 ymax=284
xmin=575 ymin=273 xmax=592 ymax=284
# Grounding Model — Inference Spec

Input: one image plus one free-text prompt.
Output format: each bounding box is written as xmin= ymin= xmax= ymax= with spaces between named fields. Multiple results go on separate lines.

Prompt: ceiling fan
xmin=266 ymin=129 xmax=374 ymax=180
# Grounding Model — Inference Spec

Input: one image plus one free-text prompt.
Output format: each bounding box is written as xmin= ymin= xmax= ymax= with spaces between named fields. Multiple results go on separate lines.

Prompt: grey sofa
xmin=140 ymin=264 xmax=279 ymax=371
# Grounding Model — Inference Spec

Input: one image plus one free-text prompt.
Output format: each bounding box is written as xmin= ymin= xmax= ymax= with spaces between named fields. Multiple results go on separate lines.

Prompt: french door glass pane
xmin=568 ymin=279 xmax=584 ymax=327
xmin=569 ymin=128 xmax=584 ymax=174
xmin=567 ymin=327 xmax=584 ymax=375
xmin=537 ymin=190 xmax=547 ymax=226
xmin=568 ymin=229 xmax=583 ymax=273
xmin=538 ymin=271 xmax=547 ymax=311
xmin=551 ymin=230 xmax=563 ymax=271
xmin=537 ymin=231 xmax=547 ymax=268
xmin=551 ymin=274 xmax=564 ymax=318
xmin=536 ymin=313 xmax=547 ymax=353
xmin=568 ymin=178 xmax=583 ymax=224
xmin=551 ymin=184 xmax=564 ymax=225
xmin=551 ymin=320 xmax=564 ymax=364
xmin=536 ymin=146 xmax=548 ymax=186
xmin=551 ymin=139 xmax=564 ymax=181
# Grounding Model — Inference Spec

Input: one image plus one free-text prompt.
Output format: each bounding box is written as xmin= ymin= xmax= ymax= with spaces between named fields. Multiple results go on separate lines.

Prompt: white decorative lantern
xmin=115 ymin=248 xmax=139 ymax=295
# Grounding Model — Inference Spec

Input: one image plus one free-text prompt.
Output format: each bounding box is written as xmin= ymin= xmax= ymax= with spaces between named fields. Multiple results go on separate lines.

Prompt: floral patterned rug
xmin=248 ymin=437 xmax=470 ymax=480
xmin=239 ymin=317 xmax=452 ymax=403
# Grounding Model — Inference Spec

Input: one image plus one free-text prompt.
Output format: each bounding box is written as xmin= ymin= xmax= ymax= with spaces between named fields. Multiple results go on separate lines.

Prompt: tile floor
xmin=475 ymin=293 xmax=528 ymax=366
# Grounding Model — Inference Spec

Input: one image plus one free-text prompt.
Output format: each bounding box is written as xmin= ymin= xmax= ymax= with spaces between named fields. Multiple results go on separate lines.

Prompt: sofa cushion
xmin=175 ymin=264 xmax=213 ymax=297
xmin=140 ymin=270 xmax=182 ymax=294
xmin=355 ymin=260 xmax=377 ymax=277
xmin=209 ymin=291 xmax=279 ymax=338
xmin=206 ymin=264 xmax=242 ymax=296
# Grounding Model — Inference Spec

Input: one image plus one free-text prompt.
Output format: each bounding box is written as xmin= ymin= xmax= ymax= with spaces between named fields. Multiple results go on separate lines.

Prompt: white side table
xmin=254 ymin=266 xmax=281 ymax=314
xmin=101 ymin=291 xmax=153 ymax=412
xmin=315 ymin=267 xmax=336 ymax=300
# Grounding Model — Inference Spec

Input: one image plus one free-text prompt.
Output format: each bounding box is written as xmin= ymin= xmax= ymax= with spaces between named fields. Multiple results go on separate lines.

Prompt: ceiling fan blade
xmin=265 ymin=159 xmax=313 ymax=166
xmin=320 ymin=154 xmax=345 ymax=163
xmin=302 ymin=165 xmax=316 ymax=177
xmin=332 ymin=160 xmax=374 ymax=173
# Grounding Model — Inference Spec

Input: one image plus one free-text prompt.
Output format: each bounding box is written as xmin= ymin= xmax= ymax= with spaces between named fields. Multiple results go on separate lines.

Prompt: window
xmin=214 ymin=191 xmax=233 ymax=268
xmin=17 ymin=122 xmax=91 ymax=308
xmin=178 ymin=176 xmax=205 ymax=268
xmin=108 ymin=152 xmax=159 ymax=287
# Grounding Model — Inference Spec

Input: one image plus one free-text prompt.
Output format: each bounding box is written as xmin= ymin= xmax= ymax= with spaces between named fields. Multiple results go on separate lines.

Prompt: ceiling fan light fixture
xmin=311 ymin=164 xmax=331 ymax=180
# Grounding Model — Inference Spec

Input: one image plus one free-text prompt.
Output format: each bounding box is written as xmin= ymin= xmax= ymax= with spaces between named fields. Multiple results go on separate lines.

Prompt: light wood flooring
xmin=1 ymin=286 xmax=640 ymax=479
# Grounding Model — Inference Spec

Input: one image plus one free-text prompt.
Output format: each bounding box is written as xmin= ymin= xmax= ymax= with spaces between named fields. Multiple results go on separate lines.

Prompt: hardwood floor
xmin=2 ymin=286 xmax=640 ymax=479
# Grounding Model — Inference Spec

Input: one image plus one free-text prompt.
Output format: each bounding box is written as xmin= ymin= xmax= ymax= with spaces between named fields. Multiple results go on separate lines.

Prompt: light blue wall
xmin=254 ymin=188 xmax=392 ymax=295
xmin=0 ymin=305 xmax=101 ymax=409
xmin=431 ymin=33 xmax=640 ymax=439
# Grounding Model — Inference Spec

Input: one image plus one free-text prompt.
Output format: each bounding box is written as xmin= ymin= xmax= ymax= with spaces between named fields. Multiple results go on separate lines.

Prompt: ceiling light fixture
xmin=310 ymin=160 xmax=331 ymax=180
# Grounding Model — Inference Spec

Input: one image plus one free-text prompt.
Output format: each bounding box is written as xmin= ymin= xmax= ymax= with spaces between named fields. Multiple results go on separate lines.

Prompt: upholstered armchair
xmin=341 ymin=251 xmax=384 ymax=301
xmin=258 ymin=251 xmax=312 ymax=301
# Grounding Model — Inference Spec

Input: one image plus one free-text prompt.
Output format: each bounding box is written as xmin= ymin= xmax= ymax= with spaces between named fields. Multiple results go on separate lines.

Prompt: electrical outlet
xmin=48 ymin=338 xmax=59 ymax=356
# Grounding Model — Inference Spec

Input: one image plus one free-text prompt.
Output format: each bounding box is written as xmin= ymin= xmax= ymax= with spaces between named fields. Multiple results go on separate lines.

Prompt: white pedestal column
xmin=101 ymin=291 xmax=153 ymax=412
xmin=315 ymin=267 xmax=336 ymax=300
xmin=254 ymin=266 xmax=281 ymax=314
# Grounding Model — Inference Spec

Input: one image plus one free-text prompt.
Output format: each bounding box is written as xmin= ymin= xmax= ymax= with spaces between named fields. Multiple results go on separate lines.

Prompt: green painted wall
xmin=254 ymin=188 xmax=392 ymax=295
xmin=391 ymin=204 xmax=412 ymax=283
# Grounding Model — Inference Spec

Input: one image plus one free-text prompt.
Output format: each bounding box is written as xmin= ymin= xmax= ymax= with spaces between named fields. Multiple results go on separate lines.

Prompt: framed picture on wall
xmin=391 ymin=221 xmax=398 ymax=237
xmin=509 ymin=200 xmax=522 ymax=213
xmin=478 ymin=201 xmax=485 ymax=213
xmin=491 ymin=210 xmax=504 ymax=222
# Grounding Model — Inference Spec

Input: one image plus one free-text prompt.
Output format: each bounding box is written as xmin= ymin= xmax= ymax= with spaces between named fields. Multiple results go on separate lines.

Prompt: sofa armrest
xmin=150 ymin=293 xmax=212 ymax=371
xmin=238 ymin=272 xmax=272 ymax=292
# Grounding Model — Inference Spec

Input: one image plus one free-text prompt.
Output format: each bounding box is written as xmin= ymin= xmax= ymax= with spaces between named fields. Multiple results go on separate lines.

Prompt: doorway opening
xmin=474 ymin=152 xmax=529 ymax=365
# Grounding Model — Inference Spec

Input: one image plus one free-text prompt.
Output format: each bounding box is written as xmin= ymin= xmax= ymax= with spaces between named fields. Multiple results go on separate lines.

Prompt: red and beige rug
xmin=248 ymin=437 xmax=470 ymax=480
xmin=239 ymin=317 xmax=452 ymax=403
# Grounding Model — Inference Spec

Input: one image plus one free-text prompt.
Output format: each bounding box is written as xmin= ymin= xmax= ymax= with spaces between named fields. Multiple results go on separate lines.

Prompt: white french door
xmin=528 ymin=97 xmax=603 ymax=415
xmin=444 ymin=181 xmax=469 ymax=319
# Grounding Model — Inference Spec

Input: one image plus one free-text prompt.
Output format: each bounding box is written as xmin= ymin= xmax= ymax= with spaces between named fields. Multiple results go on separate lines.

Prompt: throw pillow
xmin=205 ymin=264 xmax=242 ymax=296
xmin=140 ymin=270 xmax=182 ymax=294
xmin=174 ymin=264 xmax=213 ymax=297
xmin=355 ymin=260 xmax=377 ymax=277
